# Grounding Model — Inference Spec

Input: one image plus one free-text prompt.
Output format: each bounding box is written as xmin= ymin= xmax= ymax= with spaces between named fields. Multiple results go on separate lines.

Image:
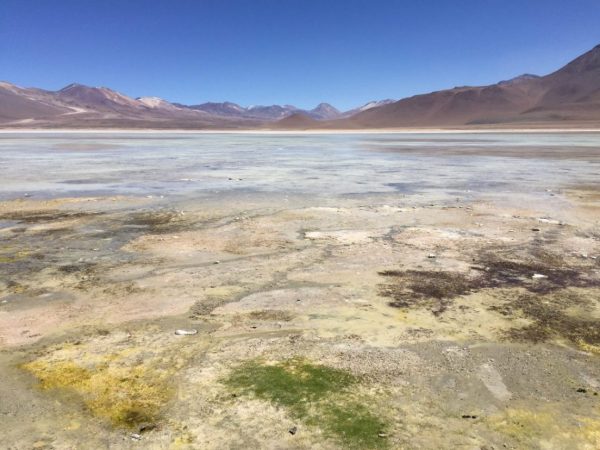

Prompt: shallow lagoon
xmin=1 ymin=132 xmax=599 ymax=201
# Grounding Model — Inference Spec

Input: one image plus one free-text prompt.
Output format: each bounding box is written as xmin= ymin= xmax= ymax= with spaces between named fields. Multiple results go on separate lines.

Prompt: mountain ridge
xmin=2 ymin=44 xmax=600 ymax=129
xmin=315 ymin=44 xmax=600 ymax=129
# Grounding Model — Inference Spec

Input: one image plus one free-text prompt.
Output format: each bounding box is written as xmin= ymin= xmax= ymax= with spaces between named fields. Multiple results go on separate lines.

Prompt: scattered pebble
xmin=378 ymin=432 xmax=387 ymax=438
xmin=531 ymin=228 xmax=541 ymax=232
xmin=130 ymin=433 xmax=142 ymax=441
xmin=139 ymin=423 xmax=156 ymax=433
xmin=532 ymin=274 xmax=548 ymax=279
xmin=427 ymin=254 xmax=436 ymax=259
xmin=577 ymin=388 xmax=587 ymax=393
xmin=288 ymin=426 xmax=298 ymax=435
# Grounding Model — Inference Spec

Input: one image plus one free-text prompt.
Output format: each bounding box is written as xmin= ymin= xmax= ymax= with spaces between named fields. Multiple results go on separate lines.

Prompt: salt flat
xmin=1 ymin=132 xmax=599 ymax=449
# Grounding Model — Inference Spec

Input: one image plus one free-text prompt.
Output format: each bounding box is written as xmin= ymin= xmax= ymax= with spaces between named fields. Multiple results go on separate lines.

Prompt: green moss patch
xmin=317 ymin=403 xmax=388 ymax=448
xmin=225 ymin=359 xmax=388 ymax=448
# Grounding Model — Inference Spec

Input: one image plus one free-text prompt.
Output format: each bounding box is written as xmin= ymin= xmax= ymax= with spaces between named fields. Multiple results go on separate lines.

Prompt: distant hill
xmin=309 ymin=103 xmax=341 ymax=120
xmin=2 ymin=44 xmax=600 ymax=129
xmin=268 ymin=113 xmax=321 ymax=129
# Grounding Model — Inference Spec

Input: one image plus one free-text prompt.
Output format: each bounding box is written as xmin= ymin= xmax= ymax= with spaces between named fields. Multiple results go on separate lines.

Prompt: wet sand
xmin=1 ymin=132 xmax=599 ymax=449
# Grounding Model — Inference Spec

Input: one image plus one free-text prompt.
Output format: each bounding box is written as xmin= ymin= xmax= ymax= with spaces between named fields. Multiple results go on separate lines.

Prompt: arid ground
xmin=1 ymin=132 xmax=599 ymax=449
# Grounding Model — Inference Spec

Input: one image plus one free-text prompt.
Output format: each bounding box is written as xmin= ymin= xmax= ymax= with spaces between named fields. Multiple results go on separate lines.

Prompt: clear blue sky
xmin=2 ymin=0 xmax=599 ymax=110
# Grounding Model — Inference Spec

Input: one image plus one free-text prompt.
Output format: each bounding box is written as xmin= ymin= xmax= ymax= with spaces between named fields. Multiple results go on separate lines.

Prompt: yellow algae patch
xmin=23 ymin=356 xmax=173 ymax=428
xmin=488 ymin=407 xmax=600 ymax=449
xmin=169 ymin=431 xmax=196 ymax=449
xmin=25 ymin=361 xmax=91 ymax=389
xmin=578 ymin=418 xmax=600 ymax=449
xmin=0 ymin=249 xmax=31 ymax=263
xmin=489 ymin=408 xmax=559 ymax=440
xmin=577 ymin=340 xmax=600 ymax=355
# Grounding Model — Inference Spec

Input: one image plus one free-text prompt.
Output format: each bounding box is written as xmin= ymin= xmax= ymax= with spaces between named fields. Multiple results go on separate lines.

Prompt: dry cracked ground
xmin=0 ymin=186 xmax=599 ymax=449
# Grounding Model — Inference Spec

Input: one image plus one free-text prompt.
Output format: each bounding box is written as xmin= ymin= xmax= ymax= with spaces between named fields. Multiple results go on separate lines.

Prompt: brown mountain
xmin=332 ymin=44 xmax=600 ymax=128
xmin=0 ymin=82 xmax=71 ymax=122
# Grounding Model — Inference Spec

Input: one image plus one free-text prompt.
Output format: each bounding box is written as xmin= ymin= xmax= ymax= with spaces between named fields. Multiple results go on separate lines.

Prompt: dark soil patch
xmin=58 ymin=262 xmax=98 ymax=274
xmin=378 ymin=270 xmax=472 ymax=315
xmin=125 ymin=210 xmax=189 ymax=234
xmin=379 ymin=250 xmax=599 ymax=315
xmin=480 ymin=259 xmax=588 ymax=293
xmin=0 ymin=210 xmax=101 ymax=224
xmin=490 ymin=289 xmax=600 ymax=347
xmin=246 ymin=310 xmax=295 ymax=322
xmin=188 ymin=297 xmax=227 ymax=318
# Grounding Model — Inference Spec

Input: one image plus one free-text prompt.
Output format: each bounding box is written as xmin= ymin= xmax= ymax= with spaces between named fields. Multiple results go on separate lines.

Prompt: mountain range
xmin=1 ymin=45 xmax=599 ymax=129
xmin=0 ymin=80 xmax=392 ymax=129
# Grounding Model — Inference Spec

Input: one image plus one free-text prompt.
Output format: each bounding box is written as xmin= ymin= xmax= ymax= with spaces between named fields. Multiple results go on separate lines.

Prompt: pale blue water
xmin=0 ymin=132 xmax=599 ymax=201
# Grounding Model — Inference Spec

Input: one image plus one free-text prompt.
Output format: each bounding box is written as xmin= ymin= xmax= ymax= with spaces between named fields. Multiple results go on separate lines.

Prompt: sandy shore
xmin=2 ymin=127 xmax=600 ymax=134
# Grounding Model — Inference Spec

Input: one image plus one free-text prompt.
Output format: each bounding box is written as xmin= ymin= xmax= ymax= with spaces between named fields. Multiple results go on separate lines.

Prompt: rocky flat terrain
xmin=1 ymin=176 xmax=599 ymax=449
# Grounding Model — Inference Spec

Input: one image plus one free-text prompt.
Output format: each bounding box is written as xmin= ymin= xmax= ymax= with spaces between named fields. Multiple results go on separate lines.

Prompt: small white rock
xmin=538 ymin=218 xmax=560 ymax=225
xmin=532 ymin=274 xmax=548 ymax=279
xmin=174 ymin=329 xmax=198 ymax=336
